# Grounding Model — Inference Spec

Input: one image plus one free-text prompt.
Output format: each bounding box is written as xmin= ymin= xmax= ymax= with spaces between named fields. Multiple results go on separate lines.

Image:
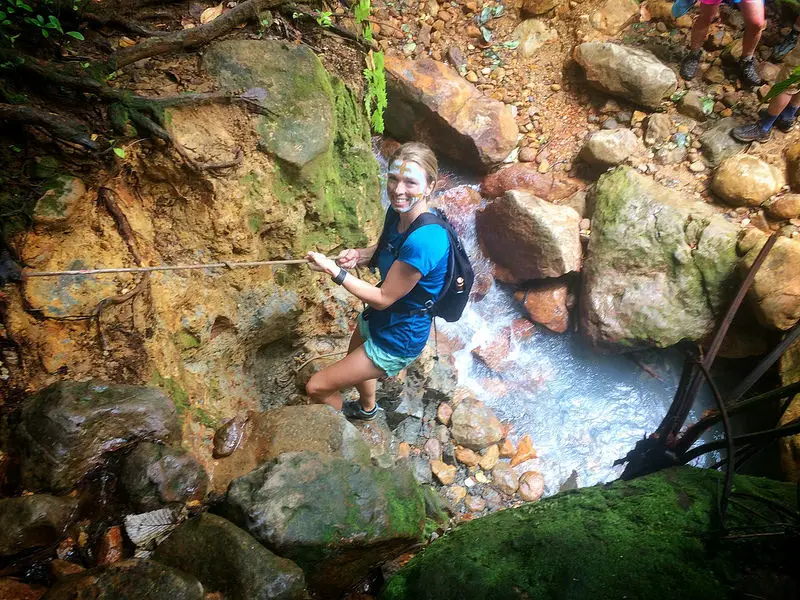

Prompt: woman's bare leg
xmin=347 ymin=326 xmax=378 ymax=411
xmin=306 ymin=343 xmax=384 ymax=411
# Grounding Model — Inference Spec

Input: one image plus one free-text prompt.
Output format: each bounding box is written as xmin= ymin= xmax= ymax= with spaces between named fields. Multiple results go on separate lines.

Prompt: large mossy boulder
xmin=43 ymin=560 xmax=204 ymax=600
xmin=380 ymin=467 xmax=798 ymax=600
xmin=779 ymin=339 xmax=800 ymax=482
xmin=16 ymin=381 xmax=180 ymax=493
xmin=0 ymin=495 xmax=77 ymax=557
xmin=198 ymin=39 xmax=382 ymax=249
xmin=224 ymin=451 xmax=426 ymax=598
xmin=152 ymin=513 xmax=306 ymax=600
xmin=580 ymin=167 xmax=739 ymax=350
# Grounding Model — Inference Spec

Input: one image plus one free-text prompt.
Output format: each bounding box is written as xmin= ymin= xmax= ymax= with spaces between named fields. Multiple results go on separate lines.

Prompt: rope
xmin=21 ymin=257 xmax=334 ymax=278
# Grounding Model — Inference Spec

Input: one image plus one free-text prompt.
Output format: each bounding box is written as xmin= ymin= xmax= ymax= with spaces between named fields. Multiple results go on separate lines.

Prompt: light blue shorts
xmin=357 ymin=312 xmax=419 ymax=377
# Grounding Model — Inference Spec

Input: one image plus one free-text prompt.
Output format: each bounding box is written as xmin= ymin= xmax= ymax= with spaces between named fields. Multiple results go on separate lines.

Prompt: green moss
xmin=381 ymin=467 xmax=798 ymax=600
xmin=173 ymin=330 xmax=201 ymax=350
xmin=150 ymin=371 xmax=218 ymax=428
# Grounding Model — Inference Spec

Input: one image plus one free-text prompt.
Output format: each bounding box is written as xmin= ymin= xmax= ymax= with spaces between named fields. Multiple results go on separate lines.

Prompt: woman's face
xmin=387 ymin=159 xmax=433 ymax=213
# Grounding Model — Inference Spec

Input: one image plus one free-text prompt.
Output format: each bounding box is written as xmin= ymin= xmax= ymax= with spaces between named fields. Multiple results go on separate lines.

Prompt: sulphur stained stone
xmin=450 ymin=398 xmax=503 ymax=451
xmin=514 ymin=280 xmax=571 ymax=333
xmin=437 ymin=402 xmax=453 ymax=425
xmin=430 ymin=460 xmax=457 ymax=485
xmin=491 ymin=463 xmax=520 ymax=495
xmin=479 ymin=445 xmax=500 ymax=471
xmin=465 ymin=495 xmax=487 ymax=513
xmin=518 ymin=471 xmax=545 ymax=502
xmin=499 ymin=438 xmax=515 ymax=458
xmin=511 ymin=435 xmax=538 ymax=467
xmin=455 ymin=446 xmax=480 ymax=467
xmin=712 ymin=154 xmax=785 ymax=207
xmin=764 ymin=194 xmax=800 ymax=220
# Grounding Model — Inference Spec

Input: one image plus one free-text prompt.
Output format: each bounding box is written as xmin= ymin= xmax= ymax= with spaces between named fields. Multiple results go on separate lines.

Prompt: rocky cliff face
xmin=3 ymin=40 xmax=383 ymax=467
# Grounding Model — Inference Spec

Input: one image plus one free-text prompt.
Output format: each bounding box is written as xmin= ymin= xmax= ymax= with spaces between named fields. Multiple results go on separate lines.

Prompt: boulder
xmin=378 ymin=468 xmax=798 ymax=600
xmin=120 ymin=442 xmax=208 ymax=511
xmin=0 ymin=495 xmax=77 ymax=556
xmin=785 ymin=142 xmax=800 ymax=191
xmin=224 ymin=451 xmax=426 ymax=598
xmin=480 ymin=164 xmax=579 ymax=200
xmin=208 ymin=405 xmax=372 ymax=495
xmin=699 ymin=117 xmax=746 ymax=167
xmin=712 ymin=155 xmax=785 ymax=207
xmin=778 ymin=339 xmax=800 ymax=482
xmin=42 ymin=560 xmax=204 ymax=600
xmin=384 ymin=56 xmax=518 ymax=171
xmin=521 ymin=0 xmax=561 ymax=16
xmin=16 ymin=381 xmax=180 ymax=493
xmin=152 ymin=513 xmax=306 ymax=600
xmin=514 ymin=280 xmax=571 ymax=333
xmin=581 ymin=167 xmax=739 ymax=350
xmin=739 ymin=233 xmax=800 ymax=330
xmin=764 ymin=194 xmax=800 ymax=220
xmin=512 ymin=19 xmax=558 ymax=58
xmin=588 ymin=0 xmax=640 ymax=36
xmin=573 ymin=43 xmax=677 ymax=109
xmin=33 ymin=176 xmax=86 ymax=227
xmin=0 ymin=579 xmax=46 ymax=600
xmin=580 ymin=129 xmax=638 ymax=167
xmin=476 ymin=191 xmax=581 ymax=280
xmin=450 ymin=398 xmax=503 ymax=450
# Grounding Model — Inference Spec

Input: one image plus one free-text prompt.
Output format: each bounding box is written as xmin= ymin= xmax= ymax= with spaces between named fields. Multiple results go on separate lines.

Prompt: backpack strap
xmin=368 ymin=208 xmax=398 ymax=272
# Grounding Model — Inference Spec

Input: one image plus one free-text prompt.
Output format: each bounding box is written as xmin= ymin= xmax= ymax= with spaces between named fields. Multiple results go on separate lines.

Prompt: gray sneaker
xmin=342 ymin=401 xmax=379 ymax=421
xmin=740 ymin=57 xmax=762 ymax=87
xmin=731 ymin=123 xmax=770 ymax=143
xmin=680 ymin=50 xmax=702 ymax=80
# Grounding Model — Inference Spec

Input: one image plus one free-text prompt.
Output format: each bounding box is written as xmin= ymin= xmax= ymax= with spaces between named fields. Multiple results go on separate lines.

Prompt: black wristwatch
xmin=332 ymin=267 xmax=347 ymax=285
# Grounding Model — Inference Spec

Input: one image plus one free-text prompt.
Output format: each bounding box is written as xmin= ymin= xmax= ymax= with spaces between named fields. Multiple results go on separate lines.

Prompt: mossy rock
xmin=380 ymin=467 xmax=798 ymax=600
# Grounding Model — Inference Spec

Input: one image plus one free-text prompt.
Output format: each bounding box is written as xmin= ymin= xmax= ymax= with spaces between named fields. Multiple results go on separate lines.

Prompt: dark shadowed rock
xmin=152 ymin=513 xmax=306 ymax=600
xmin=16 ymin=381 xmax=180 ymax=493
xmin=224 ymin=451 xmax=426 ymax=598
xmin=0 ymin=495 xmax=77 ymax=557
xmin=120 ymin=442 xmax=208 ymax=511
xmin=42 ymin=560 xmax=204 ymax=600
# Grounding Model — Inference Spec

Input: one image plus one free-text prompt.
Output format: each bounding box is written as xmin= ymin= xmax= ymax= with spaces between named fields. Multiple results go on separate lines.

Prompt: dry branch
xmin=107 ymin=0 xmax=284 ymax=70
xmin=0 ymin=103 xmax=98 ymax=150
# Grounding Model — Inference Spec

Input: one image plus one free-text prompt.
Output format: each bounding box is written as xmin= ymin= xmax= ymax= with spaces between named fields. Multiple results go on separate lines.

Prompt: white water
xmin=376 ymin=144 xmax=717 ymax=497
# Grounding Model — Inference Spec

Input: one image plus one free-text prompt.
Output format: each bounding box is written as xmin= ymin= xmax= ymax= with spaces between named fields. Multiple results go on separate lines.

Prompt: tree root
xmin=83 ymin=12 xmax=171 ymax=37
xmin=0 ymin=104 xmax=98 ymax=150
xmin=107 ymin=0 xmax=285 ymax=70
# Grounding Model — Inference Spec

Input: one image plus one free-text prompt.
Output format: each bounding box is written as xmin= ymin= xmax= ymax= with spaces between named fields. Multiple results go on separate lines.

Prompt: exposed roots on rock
xmin=0 ymin=104 xmax=98 ymax=151
xmin=83 ymin=12 xmax=171 ymax=38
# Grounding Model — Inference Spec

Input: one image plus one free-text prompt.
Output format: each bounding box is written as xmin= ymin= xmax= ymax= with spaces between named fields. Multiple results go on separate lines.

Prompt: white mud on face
xmin=375 ymin=142 xmax=719 ymax=497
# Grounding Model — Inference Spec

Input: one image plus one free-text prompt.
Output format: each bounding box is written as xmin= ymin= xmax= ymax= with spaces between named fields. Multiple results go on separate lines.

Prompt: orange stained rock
xmin=96 ymin=525 xmax=123 ymax=565
xmin=430 ymin=459 xmax=457 ymax=485
xmin=511 ymin=434 xmax=538 ymax=467
xmin=499 ymin=438 xmax=515 ymax=458
xmin=397 ymin=442 xmax=411 ymax=459
xmin=455 ymin=446 xmax=480 ymax=467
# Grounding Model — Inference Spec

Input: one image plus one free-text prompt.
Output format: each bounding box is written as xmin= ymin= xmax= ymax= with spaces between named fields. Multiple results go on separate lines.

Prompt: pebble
xmin=491 ymin=463 xmax=520 ymax=495
xmin=511 ymin=434 xmax=538 ymax=467
xmin=499 ymin=438 xmax=515 ymax=457
xmin=551 ymin=84 xmax=561 ymax=91
xmin=465 ymin=495 xmax=486 ymax=512
xmin=481 ymin=67 xmax=491 ymax=75
xmin=424 ymin=438 xmax=443 ymax=461
xmin=455 ymin=446 xmax=480 ymax=467
xmin=444 ymin=485 xmax=467 ymax=507
xmin=474 ymin=470 xmax=490 ymax=484
xmin=398 ymin=442 xmax=411 ymax=459
xmin=537 ymin=159 xmax=550 ymax=173
xmin=601 ymin=118 xmax=618 ymax=130
xmin=689 ymin=161 xmax=706 ymax=173
xmin=466 ymin=71 xmax=479 ymax=83
xmin=430 ymin=459 xmax=457 ymax=485
xmin=479 ymin=444 xmax=500 ymax=471
xmin=437 ymin=402 xmax=453 ymax=425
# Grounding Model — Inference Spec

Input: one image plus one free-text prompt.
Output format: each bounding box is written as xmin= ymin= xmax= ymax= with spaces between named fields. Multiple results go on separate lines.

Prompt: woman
xmin=305 ymin=142 xmax=450 ymax=420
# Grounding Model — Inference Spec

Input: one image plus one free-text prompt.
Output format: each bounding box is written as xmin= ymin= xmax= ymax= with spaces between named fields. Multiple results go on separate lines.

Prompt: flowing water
xmin=377 ymin=144 xmax=718 ymax=497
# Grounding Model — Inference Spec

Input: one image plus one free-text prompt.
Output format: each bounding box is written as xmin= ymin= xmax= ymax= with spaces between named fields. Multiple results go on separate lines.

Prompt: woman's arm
xmin=336 ymin=243 xmax=378 ymax=269
xmin=307 ymin=252 xmax=421 ymax=310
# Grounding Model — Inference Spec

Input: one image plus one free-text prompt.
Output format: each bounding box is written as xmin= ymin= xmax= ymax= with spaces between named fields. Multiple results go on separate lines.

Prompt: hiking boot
xmin=342 ymin=401 xmax=379 ymax=421
xmin=772 ymin=30 xmax=799 ymax=62
xmin=672 ymin=0 xmax=697 ymax=19
xmin=731 ymin=123 xmax=771 ymax=143
xmin=775 ymin=114 xmax=796 ymax=133
xmin=739 ymin=57 xmax=762 ymax=87
xmin=680 ymin=50 xmax=702 ymax=80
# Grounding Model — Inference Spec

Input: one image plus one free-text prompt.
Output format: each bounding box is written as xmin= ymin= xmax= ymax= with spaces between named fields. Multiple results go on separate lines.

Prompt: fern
xmin=354 ymin=0 xmax=373 ymax=42
xmin=364 ymin=50 xmax=387 ymax=133
xmin=766 ymin=64 xmax=800 ymax=101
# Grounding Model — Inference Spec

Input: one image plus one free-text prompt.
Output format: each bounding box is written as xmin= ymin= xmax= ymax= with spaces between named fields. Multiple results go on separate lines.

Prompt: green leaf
xmin=17 ymin=1 xmax=33 ymax=12
xmin=502 ymin=40 xmax=520 ymax=49
xmin=41 ymin=28 xmax=48 ymax=38
xmin=480 ymin=26 xmax=492 ymax=43
xmin=0 ymin=11 xmax=6 ymax=19
xmin=670 ymin=89 xmax=687 ymax=102
xmin=36 ymin=13 xmax=43 ymax=24
xmin=766 ymin=65 xmax=800 ymax=101
xmin=492 ymin=5 xmax=504 ymax=17
xmin=65 ymin=30 xmax=84 ymax=40
xmin=113 ymin=147 xmax=126 ymax=158
xmin=701 ymin=96 xmax=714 ymax=115
xmin=479 ymin=6 xmax=492 ymax=24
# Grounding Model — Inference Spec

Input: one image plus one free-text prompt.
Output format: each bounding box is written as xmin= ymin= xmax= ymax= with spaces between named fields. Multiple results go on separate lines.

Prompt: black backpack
xmin=369 ymin=208 xmax=474 ymax=322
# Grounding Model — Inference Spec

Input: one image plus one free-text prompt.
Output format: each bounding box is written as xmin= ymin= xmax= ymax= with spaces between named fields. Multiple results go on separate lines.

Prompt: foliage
xmin=766 ymin=64 xmax=800 ymax=101
xmin=315 ymin=9 xmax=332 ymax=27
xmin=0 ymin=0 xmax=84 ymax=46
xmin=353 ymin=0 xmax=372 ymax=41
xmin=364 ymin=49 xmax=386 ymax=133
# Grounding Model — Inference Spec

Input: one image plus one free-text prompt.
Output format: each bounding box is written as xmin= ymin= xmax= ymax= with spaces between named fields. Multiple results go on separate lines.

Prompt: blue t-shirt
xmin=367 ymin=211 xmax=450 ymax=357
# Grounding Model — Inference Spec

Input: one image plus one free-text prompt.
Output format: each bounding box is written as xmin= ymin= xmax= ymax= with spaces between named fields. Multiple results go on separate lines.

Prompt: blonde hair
xmin=389 ymin=142 xmax=438 ymax=192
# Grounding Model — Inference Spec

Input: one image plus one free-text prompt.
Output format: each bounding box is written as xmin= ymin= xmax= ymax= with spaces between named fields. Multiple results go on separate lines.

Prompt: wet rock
xmin=677 ymin=90 xmax=712 ymax=121
xmin=208 ymin=406 xmax=371 ymax=495
xmin=517 ymin=471 xmax=545 ymax=502
xmin=511 ymin=318 xmax=536 ymax=340
xmin=43 ymin=559 xmax=205 ymax=600
xmin=394 ymin=416 xmax=424 ymax=445
xmin=423 ymin=438 xmax=442 ymax=462
xmin=224 ymin=451 xmax=425 ymax=597
xmin=0 ymin=495 xmax=77 ymax=556
xmin=778 ymin=339 xmax=800 ymax=481
xmin=152 ymin=513 xmax=306 ymax=600
xmin=455 ymin=446 xmax=480 ymax=467
xmin=435 ymin=187 xmax=482 ymax=230
xmin=712 ymin=155 xmax=784 ymax=207
xmin=96 ymin=526 xmax=123 ymax=566
xmin=465 ymin=494 xmax=486 ymax=513
xmin=450 ymin=398 xmax=503 ymax=451
xmin=499 ymin=438 xmax=515 ymax=458
xmin=589 ymin=0 xmax=640 ymax=36
xmin=521 ymin=0 xmax=561 ymax=16
xmin=471 ymin=328 xmax=511 ymax=372
xmin=699 ymin=117 xmax=746 ymax=167
xmin=443 ymin=485 xmax=467 ymax=510
xmin=120 ymin=442 xmax=208 ymax=511
xmin=384 ymin=56 xmax=518 ymax=171
xmin=33 ymin=176 xmax=86 ymax=227
xmin=739 ymin=233 xmax=800 ymax=330
xmin=408 ymin=455 xmax=434 ymax=484
xmin=51 ymin=559 xmax=85 ymax=579
xmin=213 ymin=415 xmax=248 ymax=459
xmin=476 ymin=191 xmax=581 ymax=280
xmin=512 ymin=20 xmax=558 ymax=58
xmin=352 ymin=419 xmax=395 ymax=468
xmin=491 ymin=464 xmax=519 ymax=495
xmin=479 ymin=445 xmax=500 ymax=471
xmin=16 ymin=381 xmax=180 ymax=493
xmin=0 ymin=579 xmax=46 ymax=600
xmin=574 ymin=43 xmax=677 ymax=109
xmin=764 ymin=194 xmax=800 ymax=220
xmin=580 ymin=129 xmax=638 ymax=167
xmin=430 ymin=459 xmax=457 ymax=484
xmin=785 ymin=143 xmax=800 ymax=191
xmin=581 ymin=167 xmax=739 ymax=350
xmin=480 ymin=164 xmax=579 ymax=200
xmin=510 ymin=435 xmax=538 ymax=467
xmin=644 ymin=113 xmax=673 ymax=146
xmin=514 ymin=280 xmax=571 ymax=333
xmin=437 ymin=402 xmax=453 ymax=425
